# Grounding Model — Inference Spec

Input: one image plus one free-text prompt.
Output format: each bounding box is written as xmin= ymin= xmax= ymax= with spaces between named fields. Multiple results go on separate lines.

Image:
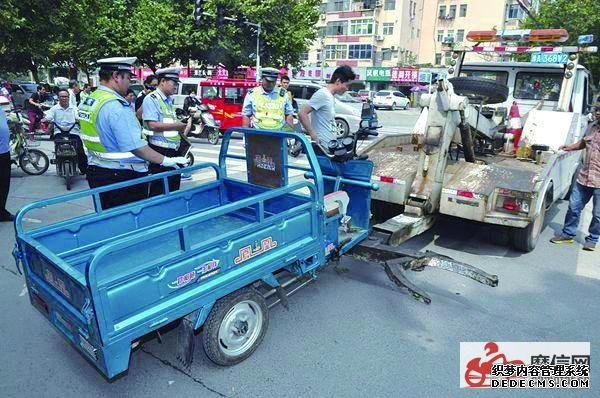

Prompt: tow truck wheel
xmin=510 ymin=192 xmax=550 ymax=253
xmin=202 ymin=287 xmax=268 ymax=366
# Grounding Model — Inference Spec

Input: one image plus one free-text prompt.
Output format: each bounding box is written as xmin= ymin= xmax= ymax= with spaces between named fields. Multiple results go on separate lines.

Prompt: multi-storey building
xmin=417 ymin=0 xmax=540 ymax=66
xmin=297 ymin=0 xmax=424 ymax=89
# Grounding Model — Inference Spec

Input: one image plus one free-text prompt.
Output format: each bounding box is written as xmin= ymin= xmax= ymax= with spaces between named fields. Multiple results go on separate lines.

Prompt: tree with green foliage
xmin=521 ymin=0 xmax=600 ymax=80
xmin=0 ymin=0 xmax=55 ymax=81
xmin=195 ymin=0 xmax=320 ymax=72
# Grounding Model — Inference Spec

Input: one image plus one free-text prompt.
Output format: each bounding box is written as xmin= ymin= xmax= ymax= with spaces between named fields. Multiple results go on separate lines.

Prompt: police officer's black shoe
xmin=0 ymin=211 xmax=15 ymax=222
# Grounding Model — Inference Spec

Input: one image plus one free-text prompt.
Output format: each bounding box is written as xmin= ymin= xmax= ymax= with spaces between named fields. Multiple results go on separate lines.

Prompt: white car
xmin=373 ymin=90 xmax=411 ymax=110
xmin=289 ymin=80 xmax=362 ymax=138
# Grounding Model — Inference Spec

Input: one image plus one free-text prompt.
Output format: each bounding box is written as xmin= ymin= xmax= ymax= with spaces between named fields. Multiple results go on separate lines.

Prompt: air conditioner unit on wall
xmin=320 ymin=14 xmax=326 ymax=21
xmin=375 ymin=35 xmax=384 ymax=41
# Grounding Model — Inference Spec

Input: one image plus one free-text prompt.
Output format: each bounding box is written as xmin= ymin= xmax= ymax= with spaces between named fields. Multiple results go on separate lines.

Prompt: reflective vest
xmin=252 ymin=87 xmax=287 ymax=130
xmin=142 ymin=90 xmax=180 ymax=148
xmin=78 ymin=89 xmax=144 ymax=164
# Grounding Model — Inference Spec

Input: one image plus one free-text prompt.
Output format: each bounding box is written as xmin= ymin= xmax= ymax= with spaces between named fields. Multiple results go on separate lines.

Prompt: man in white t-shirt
xmin=298 ymin=65 xmax=356 ymax=146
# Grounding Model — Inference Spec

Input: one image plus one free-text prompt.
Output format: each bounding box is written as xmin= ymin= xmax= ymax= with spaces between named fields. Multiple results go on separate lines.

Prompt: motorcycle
xmin=50 ymin=122 xmax=79 ymax=190
xmin=6 ymin=110 xmax=50 ymax=175
xmin=177 ymin=104 xmax=220 ymax=145
xmin=288 ymin=102 xmax=380 ymax=158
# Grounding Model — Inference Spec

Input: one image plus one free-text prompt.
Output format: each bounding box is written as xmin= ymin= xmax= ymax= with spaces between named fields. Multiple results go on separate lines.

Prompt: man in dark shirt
xmin=27 ymin=85 xmax=46 ymax=138
xmin=135 ymin=74 xmax=158 ymax=120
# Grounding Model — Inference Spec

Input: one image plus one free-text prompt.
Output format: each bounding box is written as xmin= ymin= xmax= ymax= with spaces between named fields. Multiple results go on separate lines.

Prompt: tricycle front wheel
xmin=202 ymin=287 xmax=268 ymax=366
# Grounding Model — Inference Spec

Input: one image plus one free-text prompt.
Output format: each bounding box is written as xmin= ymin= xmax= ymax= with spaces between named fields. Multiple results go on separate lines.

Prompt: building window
xmin=456 ymin=29 xmax=465 ymax=42
xmin=300 ymin=52 xmax=309 ymax=61
xmin=438 ymin=5 xmax=446 ymax=18
xmin=382 ymin=50 xmax=392 ymax=61
xmin=435 ymin=53 xmax=442 ymax=65
xmin=326 ymin=21 xmax=348 ymax=36
xmin=329 ymin=0 xmax=351 ymax=12
xmin=324 ymin=45 xmax=348 ymax=60
xmin=507 ymin=4 xmax=523 ymax=19
xmin=349 ymin=44 xmax=373 ymax=59
xmin=383 ymin=23 xmax=394 ymax=36
xmin=446 ymin=30 xmax=455 ymax=41
xmin=444 ymin=51 xmax=452 ymax=65
xmin=417 ymin=29 xmax=420 ymax=38
xmin=459 ymin=4 xmax=467 ymax=17
xmin=350 ymin=19 xmax=375 ymax=35
xmin=437 ymin=30 xmax=444 ymax=42
xmin=448 ymin=5 xmax=457 ymax=18
xmin=384 ymin=0 xmax=395 ymax=11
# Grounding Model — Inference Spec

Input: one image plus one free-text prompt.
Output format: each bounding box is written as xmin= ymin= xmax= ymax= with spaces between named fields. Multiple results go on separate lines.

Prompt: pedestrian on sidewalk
xmin=550 ymin=103 xmax=600 ymax=251
xmin=0 ymin=108 xmax=13 ymax=221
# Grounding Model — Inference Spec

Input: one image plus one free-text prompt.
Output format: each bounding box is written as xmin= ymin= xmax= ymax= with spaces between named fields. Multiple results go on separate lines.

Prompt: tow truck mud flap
xmin=349 ymin=233 xmax=498 ymax=304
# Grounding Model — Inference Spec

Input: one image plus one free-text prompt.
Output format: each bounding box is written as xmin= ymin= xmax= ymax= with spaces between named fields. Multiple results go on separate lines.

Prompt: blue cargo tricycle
xmin=13 ymin=126 xmax=497 ymax=380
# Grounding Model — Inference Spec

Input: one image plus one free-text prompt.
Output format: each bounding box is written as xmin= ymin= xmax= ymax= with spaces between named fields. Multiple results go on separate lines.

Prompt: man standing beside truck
xmin=551 ymin=103 xmax=600 ymax=251
xmin=298 ymin=65 xmax=356 ymax=146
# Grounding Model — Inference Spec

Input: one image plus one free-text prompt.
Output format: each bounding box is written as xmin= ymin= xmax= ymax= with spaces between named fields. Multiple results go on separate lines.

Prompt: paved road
xmin=375 ymin=107 xmax=420 ymax=135
xmin=1 ymin=127 xmax=598 ymax=397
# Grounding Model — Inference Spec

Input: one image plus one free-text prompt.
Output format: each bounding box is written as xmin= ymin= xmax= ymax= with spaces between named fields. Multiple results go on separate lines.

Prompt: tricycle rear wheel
xmin=202 ymin=287 xmax=268 ymax=366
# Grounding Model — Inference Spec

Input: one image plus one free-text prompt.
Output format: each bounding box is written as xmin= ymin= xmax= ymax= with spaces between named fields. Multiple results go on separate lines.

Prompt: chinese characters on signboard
xmin=391 ymin=68 xmax=419 ymax=83
xmin=366 ymin=67 xmax=391 ymax=82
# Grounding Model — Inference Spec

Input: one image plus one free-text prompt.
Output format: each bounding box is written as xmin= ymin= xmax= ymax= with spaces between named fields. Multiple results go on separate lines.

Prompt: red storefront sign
xmin=391 ymin=68 xmax=419 ymax=84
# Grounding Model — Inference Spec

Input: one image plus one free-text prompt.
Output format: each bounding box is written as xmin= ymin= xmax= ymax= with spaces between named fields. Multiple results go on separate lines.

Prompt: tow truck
xmin=364 ymin=29 xmax=597 ymax=252
xmin=13 ymin=123 xmax=498 ymax=380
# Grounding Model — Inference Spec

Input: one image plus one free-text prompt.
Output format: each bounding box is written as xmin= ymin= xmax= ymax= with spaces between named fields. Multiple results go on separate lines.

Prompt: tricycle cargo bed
xmin=16 ymin=167 xmax=323 ymax=378
xmin=29 ymin=179 xmax=313 ymax=284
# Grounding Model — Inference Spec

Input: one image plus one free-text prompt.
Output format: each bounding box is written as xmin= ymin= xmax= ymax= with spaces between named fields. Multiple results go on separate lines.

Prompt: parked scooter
xmin=50 ymin=122 xmax=79 ymax=190
xmin=6 ymin=110 xmax=49 ymax=175
xmin=177 ymin=105 xmax=220 ymax=145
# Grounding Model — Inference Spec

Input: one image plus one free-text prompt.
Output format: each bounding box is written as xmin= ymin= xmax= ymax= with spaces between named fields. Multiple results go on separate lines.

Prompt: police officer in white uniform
xmin=142 ymin=66 xmax=191 ymax=195
xmin=78 ymin=57 xmax=187 ymax=209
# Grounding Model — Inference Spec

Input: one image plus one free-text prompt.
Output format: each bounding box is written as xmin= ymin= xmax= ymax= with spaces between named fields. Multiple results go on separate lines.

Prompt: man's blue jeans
xmin=562 ymin=182 xmax=600 ymax=243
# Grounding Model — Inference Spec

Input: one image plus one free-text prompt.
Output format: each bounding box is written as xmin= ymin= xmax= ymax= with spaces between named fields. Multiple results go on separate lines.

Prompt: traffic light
xmin=193 ymin=0 xmax=203 ymax=26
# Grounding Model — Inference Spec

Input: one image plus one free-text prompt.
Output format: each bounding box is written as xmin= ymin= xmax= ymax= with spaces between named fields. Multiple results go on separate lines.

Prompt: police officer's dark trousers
xmin=86 ymin=165 xmax=148 ymax=210
xmin=0 ymin=151 xmax=11 ymax=218
xmin=148 ymin=144 xmax=181 ymax=196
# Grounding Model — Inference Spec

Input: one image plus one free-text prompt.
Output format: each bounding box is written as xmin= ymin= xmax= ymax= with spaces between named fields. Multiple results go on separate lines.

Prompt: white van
xmin=173 ymin=77 xmax=206 ymax=109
